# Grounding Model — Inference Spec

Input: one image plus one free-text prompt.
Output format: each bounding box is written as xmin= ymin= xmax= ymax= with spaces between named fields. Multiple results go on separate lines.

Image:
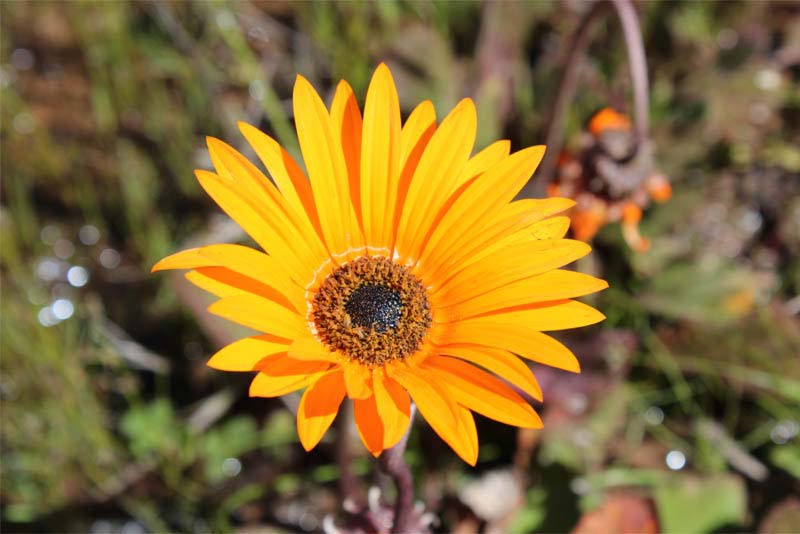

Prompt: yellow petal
xmin=152 ymin=247 xmax=216 ymax=272
xmin=395 ymin=99 xmax=476 ymax=262
xmin=422 ymin=355 xmax=542 ymax=428
xmin=190 ymin=266 xmax=296 ymax=311
xmin=442 ymin=269 xmax=608 ymax=316
xmin=438 ymin=344 xmax=542 ymax=401
xmin=293 ymin=75 xmax=363 ymax=256
xmin=460 ymin=139 xmax=511 ymax=186
xmin=207 ymin=293 xmax=306 ymax=339
xmin=389 ymin=365 xmax=457 ymax=439
xmin=208 ymin=336 xmax=290 ymax=371
xmin=435 ymin=324 xmax=581 ymax=373
xmin=184 ymin=270 xmax=240 ymax=298
xmin=206 ymin=138 xmax=327 ymax=270
xmin=196 ymin=244 xmax=305 ymax=312
xmin=297 ymin=368 xmax=346 ymax=451
xmin=360 ymin=63 xmax=401 ymax=250
xmin=419 ymin=146 xmax=545 ymax=270
xmin=343 ymin=363 xmax=372 ymax=400
xmin=249 ymin=371 xmax=313 ymax=398
xmin=425 ymin=197 xmax=576 ymax=280
xmin=399 ymin=100 xmax=436 ymax=171
xmin=194 ymin=170 xmax=313 ymax=284
xmin=433 ymin=239 xmax=591 ymax=304
xmin=448 ymin=299 xmax=606 ymax=330
xmin=288 ymin=334 xmax=339 ymax=363
xmin=392 ymin=100 xmax=437 ymax=252
xmin=237 ymin=121 xmax=325 ymax=243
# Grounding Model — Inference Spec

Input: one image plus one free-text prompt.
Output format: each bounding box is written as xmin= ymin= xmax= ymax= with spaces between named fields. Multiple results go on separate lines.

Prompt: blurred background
xmin=2 ymin=1 xmax=799 ymax=532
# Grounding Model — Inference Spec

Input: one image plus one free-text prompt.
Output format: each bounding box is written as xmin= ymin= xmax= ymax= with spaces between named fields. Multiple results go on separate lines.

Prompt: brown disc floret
xmin=311 ymin=256 xmax=431 ymax=366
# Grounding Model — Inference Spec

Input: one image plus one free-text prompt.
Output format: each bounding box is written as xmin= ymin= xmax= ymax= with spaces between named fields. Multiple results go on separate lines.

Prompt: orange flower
xmin=153 ymin=64 xmax=607 ymax=464
xmin=588 ymin=107 xmax=632 ymax=136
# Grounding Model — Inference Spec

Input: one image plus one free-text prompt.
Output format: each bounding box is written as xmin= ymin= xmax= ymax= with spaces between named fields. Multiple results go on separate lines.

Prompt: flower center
xmin=344 ymin=283 xmax=403 ymax=332
xmin=311 ymin=256 xmax=431 ymax=367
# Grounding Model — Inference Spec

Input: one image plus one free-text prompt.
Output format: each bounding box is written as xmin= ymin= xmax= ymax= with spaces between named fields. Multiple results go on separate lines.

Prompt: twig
xmin=523 ymin=1 xmax=607 ymax=197
xmin=378 ymin=406 xmax=417 ymax=534
xmin=523 ymin=0 xmax=652 ymax=197
xmin=609 ymin=0 xmax=650 ymax=145
xmin=336 ymin=402 xmax=365 ymax=509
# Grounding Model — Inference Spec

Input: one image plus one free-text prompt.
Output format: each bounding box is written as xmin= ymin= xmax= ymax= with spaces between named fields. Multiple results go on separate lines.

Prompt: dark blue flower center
xmin=344 ymin=283 xmax=403 ymax=332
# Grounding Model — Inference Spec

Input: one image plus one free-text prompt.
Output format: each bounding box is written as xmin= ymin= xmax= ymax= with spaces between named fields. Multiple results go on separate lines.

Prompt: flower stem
xmin=379 ymin=406 xmax=416 ymax=534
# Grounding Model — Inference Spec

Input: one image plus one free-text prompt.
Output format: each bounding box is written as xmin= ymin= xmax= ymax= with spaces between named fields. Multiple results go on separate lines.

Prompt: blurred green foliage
xmin=2 ymin=1 xmax=798 ymax=533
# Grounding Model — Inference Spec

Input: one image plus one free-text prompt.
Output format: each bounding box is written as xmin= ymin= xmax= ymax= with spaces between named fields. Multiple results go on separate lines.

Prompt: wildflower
xmin=550 ymin=107 xmax=671 ymax=251
xmin=153 ymin=64 xmax=606 ymax=464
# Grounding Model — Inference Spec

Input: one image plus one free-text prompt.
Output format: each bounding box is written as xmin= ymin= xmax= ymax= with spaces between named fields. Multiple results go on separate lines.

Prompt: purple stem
xmin=379 ymin=406 xmax=416 ymax=533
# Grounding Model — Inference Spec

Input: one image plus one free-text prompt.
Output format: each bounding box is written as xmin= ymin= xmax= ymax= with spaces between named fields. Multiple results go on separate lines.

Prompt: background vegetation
xmin=2 ymin=1 xmax=798 ymax=532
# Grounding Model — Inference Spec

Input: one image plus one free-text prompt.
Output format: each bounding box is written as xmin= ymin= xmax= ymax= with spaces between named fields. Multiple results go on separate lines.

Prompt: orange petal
xmin=399 ymin=100 xmax=436 ymax=171
xmin=354 ymin=393 xmax=385 ymax=457
xmin=389 ymin=365 xmax=456 ymax=429
xmin=297 ymin=368 xmax=346 ymax=450
xmin=330 ymin=80 xmax=364 ymax=234
xmin=195 ymin=244 xmax=305 ymax=312
xmin=303 ymin=368 xmax=346 ymax=417
xmin=152 ymin=247 xmax=216 ymax=272
xmin=392 ymin=100 xmax=437 ymax=253
xmin=437 ymin=344 xmax=542 ymax=401
xmin=422 ymin=356 xmax=542 ymax=428
xmin=373 ymin=369 xmax=411 ymax=449
xmin=451 ymin=404 xmax=479 ymax=466
xmin=395 ymin=99 xmax=476 ymax=262
xmin=255 ymin=353 xmax=331 ymax=377
xmin=192 ymin=266 xmax=297 ymax=311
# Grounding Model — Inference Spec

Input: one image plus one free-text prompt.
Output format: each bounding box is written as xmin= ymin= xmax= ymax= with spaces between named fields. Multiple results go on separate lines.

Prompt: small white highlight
xmin=665 ymin=450 xmax=686 ymax=470
xmin=221 ymin=457 xmax=242 ymax=477
xmin=38 ymin=306 xmax=59 ymax=327
xmin=67 ymin=266 xmax=90 ymax=287
xmin=54 ymin=239 xmax=75 ymax=260
xmin=99 ymin=248 xmax=121 ymax=269
xmin=644 ymin=406 xmax=664 ymax=426
xmin=79 ymin=224 xmax=101 ymax=245
xmin=35 ymin=258 xmax=61 ymax=282
xmin=770 ymin=420 xmax=798 ymax=445
xmin=51 ymin=298 xmax=74 ymax=320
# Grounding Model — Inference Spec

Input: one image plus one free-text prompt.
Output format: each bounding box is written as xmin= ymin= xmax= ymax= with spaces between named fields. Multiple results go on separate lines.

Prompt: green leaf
xmin=770 ymin=445 xmax=800 ymax=479
xmin=653 ymin=474 xmax=746 ymax=533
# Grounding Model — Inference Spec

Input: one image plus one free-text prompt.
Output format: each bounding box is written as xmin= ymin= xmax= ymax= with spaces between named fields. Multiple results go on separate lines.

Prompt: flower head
xmin=153 ymin=64 xmax=607 ymax=465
